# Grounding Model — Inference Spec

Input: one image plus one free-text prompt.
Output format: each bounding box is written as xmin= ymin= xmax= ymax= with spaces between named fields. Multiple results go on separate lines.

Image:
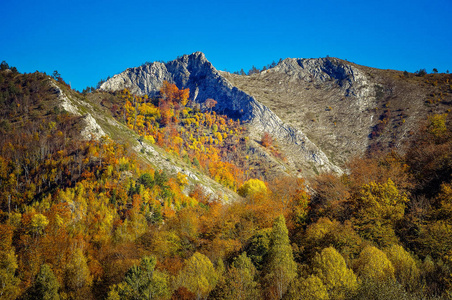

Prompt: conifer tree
xmin=110 ymin=255 xmax=169 ymax=300
xmin=222 ymin=252 xmax=260 ymax=300
xmin=265 ymin=215 xmax=297 ymax=299
xmin=30 ymin=264 xmax=60 ymax=300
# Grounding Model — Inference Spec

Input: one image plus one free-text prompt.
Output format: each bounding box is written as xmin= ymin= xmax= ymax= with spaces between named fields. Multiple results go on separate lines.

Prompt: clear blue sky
xmin=1 ymin=0 xmax=451 ymax=91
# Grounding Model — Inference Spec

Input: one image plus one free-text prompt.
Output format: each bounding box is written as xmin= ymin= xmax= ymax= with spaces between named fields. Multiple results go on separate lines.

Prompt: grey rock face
xmin=223 ymin=56 xmax=377 ymax=167
xmin=100 ymin=52 xmax=343 ymax=175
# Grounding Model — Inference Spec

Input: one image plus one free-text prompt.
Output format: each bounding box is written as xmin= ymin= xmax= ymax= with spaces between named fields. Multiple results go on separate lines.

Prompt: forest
xmin=1 ymin=66 xmax=452 ymax=299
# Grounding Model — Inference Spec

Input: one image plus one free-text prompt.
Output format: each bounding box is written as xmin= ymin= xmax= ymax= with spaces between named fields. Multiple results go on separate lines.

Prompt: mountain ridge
xmin=100 ymin=52 xmax=343 ymax=175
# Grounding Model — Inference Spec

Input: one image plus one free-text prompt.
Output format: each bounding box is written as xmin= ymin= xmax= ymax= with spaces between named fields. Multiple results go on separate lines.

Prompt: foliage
xmin=352 ymin=179 xmax=408 ymax=246
xmin=238 ymin=178 xmax=268 ymax=198
xmin=111 ymin=256 xmax=169 ymax=300
xmin=3 ymin=69 xmax=452 ymax=299
xmin=312 ymin=247 xmax=358 ymax=300
xmin=286 ymin=275 xmax=329 ymax=300
xmin=177 ymin=252 xmax=218 ymax=299
xmin=28 ymin=264 xmax=60 ymax=300
xmin=265 ymin=215 xmax=297 ymax=299
xmin=215 ymin=252 xmax=260 ymax=300
xmin=354 ymin=246 xmax=395 ymax=282
xmin=385 ymin=244 xmax=420 ymax=291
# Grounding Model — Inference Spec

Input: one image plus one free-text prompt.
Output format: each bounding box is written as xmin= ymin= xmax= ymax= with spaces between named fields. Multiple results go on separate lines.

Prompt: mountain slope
xmin=100 ymin=52 xmax=342 ymax=176
xmin=224 ymin=58 xmax=452 ymax=165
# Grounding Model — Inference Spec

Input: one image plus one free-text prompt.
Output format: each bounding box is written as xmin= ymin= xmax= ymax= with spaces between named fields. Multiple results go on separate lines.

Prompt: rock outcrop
xmin=100 ymin=52 xmax=342 ymax=175
xmin=223 ymin=57 xmax=378 ymax=167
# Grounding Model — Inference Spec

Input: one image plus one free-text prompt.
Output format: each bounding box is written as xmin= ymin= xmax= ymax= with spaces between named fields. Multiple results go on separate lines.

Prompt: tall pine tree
xmin=265 ymin=215 xmax=297 ymax=299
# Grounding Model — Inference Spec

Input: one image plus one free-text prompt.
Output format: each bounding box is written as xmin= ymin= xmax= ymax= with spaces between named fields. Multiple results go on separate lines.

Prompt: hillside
xmin=1 ymin=57 xmax=452 ymax=299
xmin=100 ymin=52 xmax=341 ymax=176
xmin=101 ymin=52 xmax=452 ymax=173
xmin=223 ymin=58 xmax=452 ymax=165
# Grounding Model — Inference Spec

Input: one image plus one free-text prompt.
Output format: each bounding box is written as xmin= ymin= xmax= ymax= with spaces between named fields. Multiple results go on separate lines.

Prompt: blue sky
xmin=1 ymin=0 xmax=451 ymax=91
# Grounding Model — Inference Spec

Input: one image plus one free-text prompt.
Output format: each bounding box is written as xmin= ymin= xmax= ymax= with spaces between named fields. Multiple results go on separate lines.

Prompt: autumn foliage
xmin=2 ymin=69 xmax=452 ymax=299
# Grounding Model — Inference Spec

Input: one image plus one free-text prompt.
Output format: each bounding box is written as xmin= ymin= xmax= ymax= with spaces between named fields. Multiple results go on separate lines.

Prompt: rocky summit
xmin=101 ymin=52 xmax=452 ymax=176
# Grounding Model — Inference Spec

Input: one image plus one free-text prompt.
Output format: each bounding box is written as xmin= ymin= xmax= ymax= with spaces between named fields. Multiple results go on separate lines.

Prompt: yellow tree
xmin=355 ymin=246 xmax=395 ymax=282
xmin=385 ymin=244 xmax=420 ymax=291
xmin=178 ymin=252 xmax=218 ymax=300
xmin=312 ymin=247 xmax=358 ymax=300
xmin=352 ymin=179 xmax=408 ymax=246
xmin=238 ymin=178 xmax=268 ymax=198
xmin=0 ymin=224 xmax=20 ymax=299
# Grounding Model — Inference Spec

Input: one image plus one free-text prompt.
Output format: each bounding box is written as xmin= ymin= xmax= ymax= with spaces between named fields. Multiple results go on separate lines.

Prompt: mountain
xmin=100 ymin=52 xmax=452 ymax=172
xmin=2 ymin=54 xmax=452 ymax=300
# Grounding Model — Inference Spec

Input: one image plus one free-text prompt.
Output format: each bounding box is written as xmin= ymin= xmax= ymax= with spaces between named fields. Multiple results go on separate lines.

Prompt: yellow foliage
xmin=238 ymin=178 xmax=268 ymax=198
xmin=313 ymin=246 xmax=358 ymax=299
xmin=355 ymin=246 xmax=395 ymax=282
xmin=385 ymin=244 xmax=420 ymax=290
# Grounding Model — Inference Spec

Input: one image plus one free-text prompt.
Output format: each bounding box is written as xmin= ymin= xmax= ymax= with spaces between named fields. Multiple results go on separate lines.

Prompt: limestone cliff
xmin=100 ymin=52 xmax=342 ymax=175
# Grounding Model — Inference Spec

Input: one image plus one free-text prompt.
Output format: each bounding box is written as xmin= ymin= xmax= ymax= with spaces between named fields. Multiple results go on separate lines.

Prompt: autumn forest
xmin=1 ymin=63 xmax=452 ymax=300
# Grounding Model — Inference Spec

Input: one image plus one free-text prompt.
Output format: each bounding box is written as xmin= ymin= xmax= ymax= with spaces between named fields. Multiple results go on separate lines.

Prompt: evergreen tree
xmin=221 ymin=252 xmax=260 ymax=300
xmin=30 ymin=264 xmax=60 ymax=300
xmin=265 ymin=215 xmax=297 ymax=299
xmin=111 ymin=255 xmax=169 ymax=300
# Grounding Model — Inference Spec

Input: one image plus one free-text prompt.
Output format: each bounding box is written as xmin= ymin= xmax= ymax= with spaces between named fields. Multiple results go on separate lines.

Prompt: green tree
xmin=245 ymin=228 xmax=272 ymax=270
xmin=265 ymin=215 xmax=297 ymax=299
xmin=178 ymin=252 xmax=218 ymax=300
xmin=30 ymin=264 xmax=60 ymax=300
xmin=111 ymin=255 xmax=169 ymax=300
xmin=313 ymin=247 xmax=358 ymax=300
xmin=221 ymin=252 xmax=260 ymax=300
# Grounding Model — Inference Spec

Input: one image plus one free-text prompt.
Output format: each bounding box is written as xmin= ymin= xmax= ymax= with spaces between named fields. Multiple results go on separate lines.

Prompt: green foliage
xmin=265 ymin=215 xmax=297 ymax=299
xmin=245 ymin=228 xmax=272 ymax=270
xmin=112 ymin=256 xmax=170 ymax=300
xmin=29 ymin=264 xmax=60 ymax=300
xmin=137 ymin=173 xmax=154 ymax=189
xmin=217 ymin=252 xmax=260 ymax=300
